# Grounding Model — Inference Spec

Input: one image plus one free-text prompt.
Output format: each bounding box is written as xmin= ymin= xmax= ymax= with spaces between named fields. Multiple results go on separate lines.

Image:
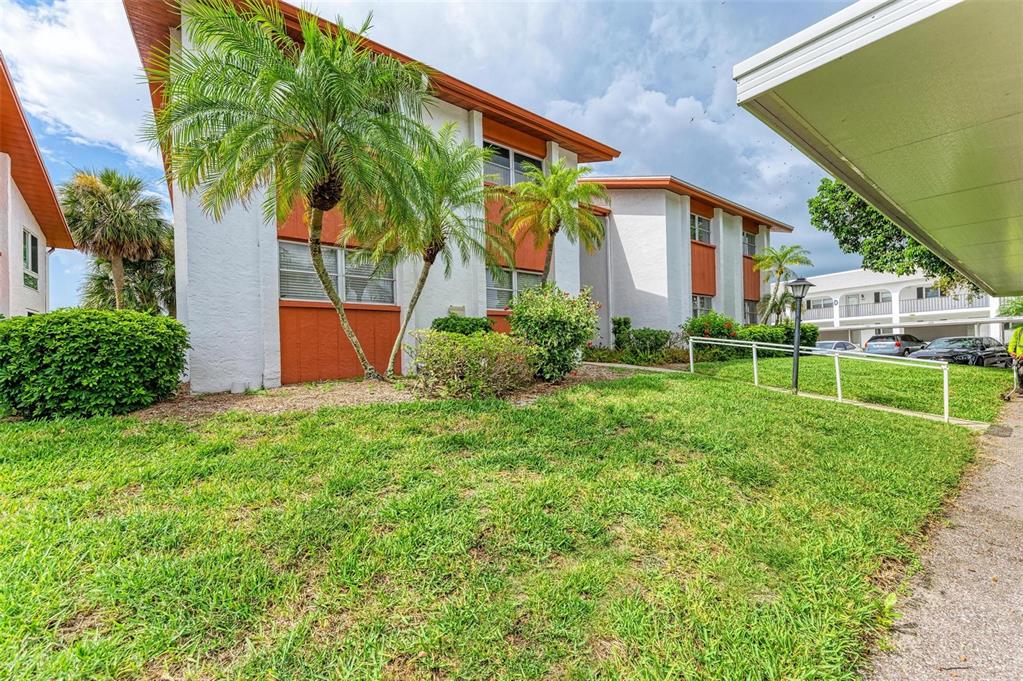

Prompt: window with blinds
xmin=278 ymin=241 xmax=393 ymax=304
xmin=486 ymin=268 xmax=542 ymax=309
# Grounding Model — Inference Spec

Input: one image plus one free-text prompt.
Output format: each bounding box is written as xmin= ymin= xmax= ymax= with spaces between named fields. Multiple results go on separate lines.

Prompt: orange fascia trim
xmin=583 ymin=202 xmax=611 ymax=217
xmin=585 ymin=176 xmax=795 ymax=233
xmin=122 ymin=0 xmax=620 ymax=164
xmin=0 ymin=53 xmax=72 ymax=249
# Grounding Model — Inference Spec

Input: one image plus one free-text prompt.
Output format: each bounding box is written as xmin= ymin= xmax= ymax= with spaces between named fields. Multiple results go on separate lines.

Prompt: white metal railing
xmin=686 ymin=336 xmax=951 ymax=422
xmin=802 ymin=305 xmax=834 ymax=321
xmin=901 ymin=294 xmax=989 ymax=314
xmin=840 ymin=301 xmax=892 ymax=318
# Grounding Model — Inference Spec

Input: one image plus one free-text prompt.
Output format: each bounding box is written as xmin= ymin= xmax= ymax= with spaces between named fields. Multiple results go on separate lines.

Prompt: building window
xmin=22 ymin=229 xmax=39 ymax=290
xmin=743 ymin=300 xmax=758 ymax=324
xmin=690 ymin=214 xmax=711 ymax=243
xmin=278 ymin=240 xmax=394 ymax=304
xmin=486 ymin=268 xmax=542 ymax=309
xmin=692 ymin=294 xmax=713 ymax=317
xmin=484 ymin=142 xmax=543 ymax=185
xmin=916 ymin=286 xmax=941 ymax=299
xmin=806 ymin=297 xmax=833 ymax=310
xmin=742 ymin=231 xmax=757 ymax=256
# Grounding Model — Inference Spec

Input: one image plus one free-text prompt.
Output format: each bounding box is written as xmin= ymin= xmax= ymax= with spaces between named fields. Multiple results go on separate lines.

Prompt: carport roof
xmin=733 ymin=0 xmax=1023 ymax=295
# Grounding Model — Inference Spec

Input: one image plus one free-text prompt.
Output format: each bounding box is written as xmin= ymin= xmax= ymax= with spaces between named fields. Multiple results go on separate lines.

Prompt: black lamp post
xmin=786 ymin=277 xmax=814 ymax=393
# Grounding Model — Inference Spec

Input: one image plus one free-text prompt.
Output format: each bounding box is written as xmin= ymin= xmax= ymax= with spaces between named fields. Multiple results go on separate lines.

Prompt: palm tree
xmin=81 ymin=234 xmax=176 ymax=316
xmin=350 ymin=123 xmax=508 ymax=378
xmin=59 ymin=170 xmax=168 ymax=310
xmin=498 ymin=160 xmax=608 ymax=283
xmin=752 ymin=244 xmax=813 ymax=324
xmin=147 ymin=0 xmax=430 ymax=379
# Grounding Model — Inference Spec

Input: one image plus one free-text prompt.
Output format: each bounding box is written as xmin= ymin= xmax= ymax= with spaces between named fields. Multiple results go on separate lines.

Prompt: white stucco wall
xmin=600 ymin=188 xmax=670 ymax=330
xmin=0 ymin=154 xmax=48 ymax=317
xmin=665 ymin=193 xmax=692 ymax=327
xmin=716 ymin=211 xmax=743 ymax=320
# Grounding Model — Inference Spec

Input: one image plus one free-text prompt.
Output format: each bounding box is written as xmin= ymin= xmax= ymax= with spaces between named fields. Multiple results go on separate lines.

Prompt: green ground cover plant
xmin=0 ymin=372 xmax=980 ymax=679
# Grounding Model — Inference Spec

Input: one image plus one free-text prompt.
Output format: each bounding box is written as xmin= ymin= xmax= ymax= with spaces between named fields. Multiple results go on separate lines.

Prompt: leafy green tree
xmin=498 ymin=160 xmax=608 ymax=283
xmin=751 ymin=244 xmax=813 ymax=324
xmin=60 ymin=170 xmax=168 ymax=310
xmin=350 ymin=123 xmax=507 ymax=378
xmin=998 ymin=297 xmax=1023 ymax=317
xmin=81 ymin=235 xmax=175 ymax=317
xmin=808 ymin=178 xmax=973 ymax=292
xmin=147 ymin=0 xmax=430 ymax=379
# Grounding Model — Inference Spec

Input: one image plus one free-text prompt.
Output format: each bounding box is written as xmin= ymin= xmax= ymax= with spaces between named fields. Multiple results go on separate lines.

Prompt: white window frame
xmin=22 ymin=229 xmax=39 ymax=290
xmin=692 ymin=294 xmax=713 ymax=317
xmin=690 ymin=214 xmax=711 ymax=244
xmin=278 ymin=240 xmax=394 ymax=305
xmin=742 ymin=231 xmax=757 ymax=256
xmin=806 ymin=297 xmax=833 ymax=310
xmin=916 ymin=286 xmax=941 ymax=299
xmin=483 ymin=141 xmax=544 ymax=185
xmin=486 ymin=267 xmax=542 ymax=310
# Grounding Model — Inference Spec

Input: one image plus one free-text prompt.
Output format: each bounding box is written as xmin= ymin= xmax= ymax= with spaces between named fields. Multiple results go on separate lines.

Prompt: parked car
xmin=816 ymin=340 xmax=860 ymax=352
xmin=909 ymin=337 xmax=1012 ymax=367
xmin=864 ymin=333 xmax=927 ymax=356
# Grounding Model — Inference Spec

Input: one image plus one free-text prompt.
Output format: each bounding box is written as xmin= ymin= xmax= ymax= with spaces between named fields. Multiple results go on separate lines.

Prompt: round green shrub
xmin=509 ymin=285 xmax=599 ymax=382
xmin=410 ymin=330 xmax=536 ymax=399
xmin=430 ymin=313 xmax=493 ymax=335
xmin=683 ymin=310 xmax=740 ymax=339
xmin=0 ymin=309 xmax=188 ymax=419
xmin=781 ymin=321 xmax=820 ymax=347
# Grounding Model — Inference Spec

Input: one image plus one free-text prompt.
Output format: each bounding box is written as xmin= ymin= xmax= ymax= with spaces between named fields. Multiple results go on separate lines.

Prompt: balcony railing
xmin=840 ymin=301 xmax=891 ymax=318
xmin=802 ymin=306 xmax=834 ymax=321
xmin=901 ymin=294 xmax=989 ymax=314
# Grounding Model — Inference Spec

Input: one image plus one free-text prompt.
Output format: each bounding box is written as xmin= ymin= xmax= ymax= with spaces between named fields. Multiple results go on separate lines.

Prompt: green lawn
xmin=697 ymin=354 xmax=1011 ymax=422
xmin=0 ymin=373 xmax=981 ymax=679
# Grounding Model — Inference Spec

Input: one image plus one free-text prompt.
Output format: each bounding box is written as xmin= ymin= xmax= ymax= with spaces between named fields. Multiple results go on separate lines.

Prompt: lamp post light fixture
xmin=786 ymin=277 xmax=815 ymax=393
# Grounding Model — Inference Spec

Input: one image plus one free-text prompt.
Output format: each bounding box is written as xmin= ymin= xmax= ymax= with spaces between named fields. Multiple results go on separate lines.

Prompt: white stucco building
xmin=125 ymin=0 xmax=620 ymax=393
xmin=804 ymin=269 xmax=1018 ymax=345
xmin=0 ymin=52 xmax=73 ymax=318
xmin=580 ymin=177 xmax=793 ymax=345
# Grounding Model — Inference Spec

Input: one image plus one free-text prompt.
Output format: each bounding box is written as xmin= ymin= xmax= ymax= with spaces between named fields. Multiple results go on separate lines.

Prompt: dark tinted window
xmin=867 ymin=335 xmax=894 ymax=343
xmin=901 ymin=335 xmax=923 ymax=343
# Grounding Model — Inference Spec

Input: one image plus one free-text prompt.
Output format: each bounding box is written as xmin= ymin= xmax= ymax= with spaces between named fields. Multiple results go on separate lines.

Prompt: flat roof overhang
xmin=733 ymin=0 xmax=1023 ymax=295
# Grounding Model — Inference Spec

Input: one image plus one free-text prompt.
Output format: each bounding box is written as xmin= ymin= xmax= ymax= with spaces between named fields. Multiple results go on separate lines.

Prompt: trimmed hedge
xmin=410 ymin=330 xmax=536 ymax=399
xmin=0 ymin=309 xmax=187 ymax=419
xmin=430 ymin=313 xmax=493 ymax=335
xmin=737 ymin=324 xmax=786 ymax=345
xmin=781 ymin=321 xmax=820 ymax=347
xmin=509 ymin=285 xmax=599 ymax=382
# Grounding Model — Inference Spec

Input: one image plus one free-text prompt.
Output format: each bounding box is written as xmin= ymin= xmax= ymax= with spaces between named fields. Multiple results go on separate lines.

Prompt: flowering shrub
xmin=509 ymin=285 xmax=599 ymax=382
xmin=409 ymin=330 xmax=536 ymax=398
xmin=683 ymin=311 xmax=740 ymax=339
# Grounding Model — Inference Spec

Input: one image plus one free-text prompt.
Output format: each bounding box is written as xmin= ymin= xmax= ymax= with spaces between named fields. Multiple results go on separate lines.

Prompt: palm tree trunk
xmin=540 ymin=228 xmax=558 ymax=284
xmin=386 ymin=255 xmax=434 ymax=379
xmin=307 ymin=206 xmax=381 ymax=380
xmin=110 ymin=255 xmax=125 ymax=310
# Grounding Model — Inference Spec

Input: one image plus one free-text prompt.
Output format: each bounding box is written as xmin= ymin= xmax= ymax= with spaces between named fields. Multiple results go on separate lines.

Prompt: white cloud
xmin=0 ymin=0 xmax=159 ymax=168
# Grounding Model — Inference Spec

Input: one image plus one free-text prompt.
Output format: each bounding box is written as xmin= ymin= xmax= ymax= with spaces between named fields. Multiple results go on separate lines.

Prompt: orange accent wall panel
xmin=690 ymin=198 xmax=714 ymax=219
xmin=488 ymin=312 xmax=511 ymax=333
xmin=279 ymin=301 xmax=399 ymax=383
xmin=743 ymin=256 xmax=760 ymax=301
xmin=691 ymin=242 xmax=717 ymax=296
xmin=742 ymin=217 xmax=760 ymax=234
xmin=482 ymin=118 xmax=547 ymax=158
xmin=277 ymin=203 xmax=362 ymax=246
xmin=486 ymin=196 xmax=548 ymax=272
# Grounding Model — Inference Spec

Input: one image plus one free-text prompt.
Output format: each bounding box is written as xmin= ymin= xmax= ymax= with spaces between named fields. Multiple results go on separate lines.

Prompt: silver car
xmin=864 ymin=333 xmax=927 ymax=356
xmin=816 ymin=341 xmax=861 ymax=352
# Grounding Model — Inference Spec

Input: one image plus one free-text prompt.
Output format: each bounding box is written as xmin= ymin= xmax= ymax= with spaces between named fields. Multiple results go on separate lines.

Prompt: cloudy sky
xmin=2 ymin=0 xmax=861 ymax=309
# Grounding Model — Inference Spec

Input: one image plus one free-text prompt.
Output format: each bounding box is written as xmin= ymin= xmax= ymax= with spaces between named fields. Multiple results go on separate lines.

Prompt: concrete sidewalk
xmin=868 ymin=399 xmax=1023 ymax=680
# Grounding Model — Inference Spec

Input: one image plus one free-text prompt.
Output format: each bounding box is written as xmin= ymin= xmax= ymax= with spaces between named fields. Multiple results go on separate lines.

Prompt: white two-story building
xmin=804 ymin=269 xmax=1018 ymax=345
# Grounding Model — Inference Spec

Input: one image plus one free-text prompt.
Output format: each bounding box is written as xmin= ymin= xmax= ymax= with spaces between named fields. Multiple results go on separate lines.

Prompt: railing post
xmin=834 ymin=352 xmax=842 ymax=402
xmin=943 ymin=363 xmax=950 ymax=423
xmin=752 ymin=342 xmax=759 ymax=386
xmin=688 ymin=337 xmax=695 ymax=373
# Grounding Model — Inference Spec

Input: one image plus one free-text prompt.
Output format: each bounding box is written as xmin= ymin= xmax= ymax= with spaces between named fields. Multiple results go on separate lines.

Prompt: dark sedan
xmin=908 ymin=337 xmax=1011 ymax=367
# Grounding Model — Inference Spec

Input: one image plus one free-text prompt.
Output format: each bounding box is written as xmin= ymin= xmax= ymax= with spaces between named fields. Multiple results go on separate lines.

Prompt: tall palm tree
xmin=498 ymin=160 xmax=608 ymax=283
xmin=81 ymin=233 xmax=176 ymax=316
xmin=752 ymin=244 xmax=813 ymax=324
xmin=147 ymin=0 xmax=430 ymax=379
xmin=350 ymin=123 xmax=509 ymax=378
xmin=59 ymin=170 xmax=168 ymax=310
